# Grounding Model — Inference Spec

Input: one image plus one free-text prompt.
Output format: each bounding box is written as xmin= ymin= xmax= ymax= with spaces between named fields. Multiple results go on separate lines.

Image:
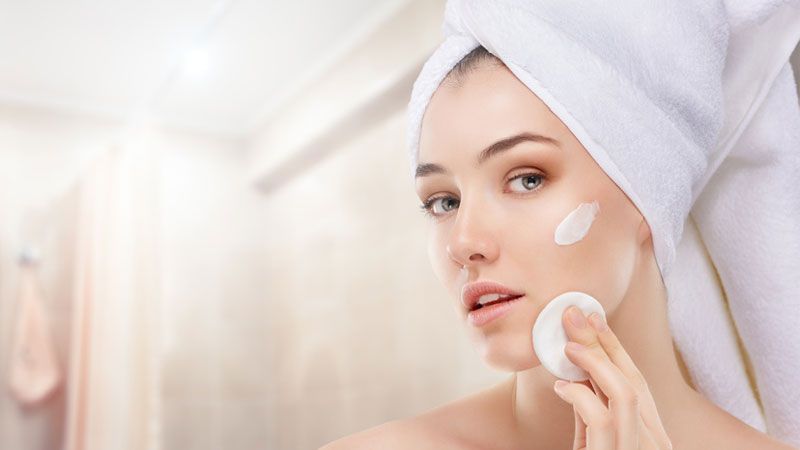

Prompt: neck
xmin=508 ymin=245 xmax=703 ymax=448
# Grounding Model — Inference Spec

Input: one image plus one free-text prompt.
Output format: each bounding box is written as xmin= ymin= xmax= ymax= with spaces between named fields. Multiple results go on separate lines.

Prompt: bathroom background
xmin=0 ymin=1 xmax=798 ymax=449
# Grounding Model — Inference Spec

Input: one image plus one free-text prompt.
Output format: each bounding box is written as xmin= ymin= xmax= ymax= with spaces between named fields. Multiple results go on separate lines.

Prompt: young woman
xmin=324 ymin=0 xmax=800 ymax=446
xmin=321 ymin=46 xmax=796 ymax=450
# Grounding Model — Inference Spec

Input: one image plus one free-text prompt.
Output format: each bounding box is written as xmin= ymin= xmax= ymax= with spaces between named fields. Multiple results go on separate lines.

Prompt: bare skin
xmin=321 ymin=61 xmax=796 ymax=449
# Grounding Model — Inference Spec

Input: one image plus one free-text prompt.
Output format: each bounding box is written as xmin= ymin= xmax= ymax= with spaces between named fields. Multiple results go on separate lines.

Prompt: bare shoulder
xmin=687 ymin=397 xmax=799 ymax=450
xmin=318 ymin=417 xmax=453 ymax=450
xmin=320 ymin=381 xmax=512 ymax=450
xmin=740 ymin=430 xmax=798 ymax=450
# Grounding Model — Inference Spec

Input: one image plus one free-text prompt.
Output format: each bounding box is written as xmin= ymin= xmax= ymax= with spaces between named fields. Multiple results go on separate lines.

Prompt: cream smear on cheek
xmin=554 ymin=201 xmax=600 ymax=245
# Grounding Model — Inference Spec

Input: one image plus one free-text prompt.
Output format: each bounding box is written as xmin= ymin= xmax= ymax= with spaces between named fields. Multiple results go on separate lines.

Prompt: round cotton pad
xmin=532 ymin=291 xmax=606 ymax=381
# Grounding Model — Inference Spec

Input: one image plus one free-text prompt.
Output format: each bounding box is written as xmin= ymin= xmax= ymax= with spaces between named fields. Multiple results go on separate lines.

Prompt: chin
xmin=472 ymin=328 xmax=541 ymax=372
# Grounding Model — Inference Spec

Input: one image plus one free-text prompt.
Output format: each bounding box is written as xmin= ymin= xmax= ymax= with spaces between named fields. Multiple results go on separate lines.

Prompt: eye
xmin=419 ymin=195 xmax=459 ymax=218
xmin=507 ymin=172 xmax=545 ymax=193
xmin=418 ymin=171 xmax=545 ymax=219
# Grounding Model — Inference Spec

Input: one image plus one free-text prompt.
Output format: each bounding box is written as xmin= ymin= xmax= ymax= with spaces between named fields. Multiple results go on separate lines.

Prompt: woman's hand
xmin=553 ymin=306 xmax=673 ymax=450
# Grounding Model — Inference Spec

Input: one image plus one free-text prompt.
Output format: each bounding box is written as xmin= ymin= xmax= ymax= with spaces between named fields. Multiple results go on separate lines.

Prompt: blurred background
xmin=0 ymin=1 xmax=799 ymax=449
xmin=0 ymin=1 xmax=507 ymax=449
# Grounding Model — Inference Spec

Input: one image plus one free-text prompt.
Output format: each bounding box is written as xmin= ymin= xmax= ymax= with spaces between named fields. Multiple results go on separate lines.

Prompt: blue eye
xmin=508 ymin=172 xmax=544 ymax=193
xmin=419 ymin=195 xmax=459 ymax=218
xmin=419 ymin=171 xmax=545 ymax=219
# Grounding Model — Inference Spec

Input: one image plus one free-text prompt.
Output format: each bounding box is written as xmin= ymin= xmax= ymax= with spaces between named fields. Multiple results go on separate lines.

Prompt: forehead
xmin=418 ymin=64 xmax=566 ymax=162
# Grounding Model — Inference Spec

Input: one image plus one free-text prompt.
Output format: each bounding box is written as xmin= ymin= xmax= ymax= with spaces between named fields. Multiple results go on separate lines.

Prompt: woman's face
xmin=415 ymin=62 xmax=651 ymax=372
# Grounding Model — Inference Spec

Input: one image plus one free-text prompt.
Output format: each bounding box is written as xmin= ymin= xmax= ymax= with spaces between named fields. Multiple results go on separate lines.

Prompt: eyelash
xmin=419 ymin=171 xmax=546 ymax=220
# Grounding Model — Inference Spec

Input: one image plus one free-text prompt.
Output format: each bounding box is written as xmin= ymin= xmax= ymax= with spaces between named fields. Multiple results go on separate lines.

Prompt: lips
xmin=473 ymin=292 xmax=523 ymax=309
xmin=461 ymin=280 xmax=525 ymax=312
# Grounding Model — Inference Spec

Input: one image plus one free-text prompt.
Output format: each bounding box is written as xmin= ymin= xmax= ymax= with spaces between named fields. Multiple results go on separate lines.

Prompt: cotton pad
xmin=532 ymin=291 xmax=606 ymax=381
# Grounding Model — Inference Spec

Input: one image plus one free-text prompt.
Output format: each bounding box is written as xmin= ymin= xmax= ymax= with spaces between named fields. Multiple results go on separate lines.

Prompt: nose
xmin=445 ymin=205 xmax=500 ymax=268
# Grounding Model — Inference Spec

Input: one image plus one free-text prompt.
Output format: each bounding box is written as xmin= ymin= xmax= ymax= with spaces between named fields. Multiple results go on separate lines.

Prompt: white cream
xmin=554 ymin=201 xmax=600 ymax=245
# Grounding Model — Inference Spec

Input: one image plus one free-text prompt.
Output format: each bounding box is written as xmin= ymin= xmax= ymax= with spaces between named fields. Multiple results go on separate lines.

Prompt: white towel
xmin=8 ymin=262 xmax=62 ymax=406
xmin=680 ymin=60 xmax=800 ymax=444
xmin=405 ymin=0 xmax=800 ymax=446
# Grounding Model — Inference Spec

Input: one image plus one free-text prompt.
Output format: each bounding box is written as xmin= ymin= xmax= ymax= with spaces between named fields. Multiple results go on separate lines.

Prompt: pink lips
xmin=461 ymin=280 xmax=525 ymax=326
xmin=466 ymin=295 xmax=525 ymax=326
xmin=461 ymin=280 xmax=524 ymax=311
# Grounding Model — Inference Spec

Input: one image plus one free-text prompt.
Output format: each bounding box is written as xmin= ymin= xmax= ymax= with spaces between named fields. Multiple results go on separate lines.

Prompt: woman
xmin=322 ymin=45 xmax=795 ymax=450
xmin=323 ymin=1 xmax=800 ymax=448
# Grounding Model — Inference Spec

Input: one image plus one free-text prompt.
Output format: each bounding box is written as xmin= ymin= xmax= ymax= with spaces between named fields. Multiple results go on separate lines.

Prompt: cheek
xmin=509 ymin=197 xmax=636 ymax=309
xmin=549 ymin=199 xmax=638 ymax=306
xmin=427 ymin=226 xmax=453 ymax=288
xmin=501 ymin=201 xmax=580 ymax=294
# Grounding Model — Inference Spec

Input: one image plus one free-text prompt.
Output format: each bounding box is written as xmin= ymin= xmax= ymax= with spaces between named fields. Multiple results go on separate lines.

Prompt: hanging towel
xmin=8 ymin=257 xmax=62 ymax=406
xmin=679 ymin=59 xmax=800 ymax=445
xmin=404 ymin=0 xmax=800 ymax=446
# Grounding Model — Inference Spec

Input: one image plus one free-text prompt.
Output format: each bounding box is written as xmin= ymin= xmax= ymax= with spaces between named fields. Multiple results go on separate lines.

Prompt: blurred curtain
xmin=63 ymin=143 xmax=162 ymax=450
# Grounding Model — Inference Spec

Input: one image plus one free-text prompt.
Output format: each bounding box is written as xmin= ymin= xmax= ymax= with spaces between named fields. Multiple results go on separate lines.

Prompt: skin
xmin=321 ymin=62 xmax=796 ymax=449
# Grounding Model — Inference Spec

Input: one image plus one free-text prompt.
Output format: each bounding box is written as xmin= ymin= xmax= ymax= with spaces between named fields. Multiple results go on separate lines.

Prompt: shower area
xmin=0 ymin=1 xmax=507 ymax=448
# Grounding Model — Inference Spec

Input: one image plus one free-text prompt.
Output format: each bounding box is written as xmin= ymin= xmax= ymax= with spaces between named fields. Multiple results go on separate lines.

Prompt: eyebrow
xmin=414 ymin=132 xmax=560 ymax=178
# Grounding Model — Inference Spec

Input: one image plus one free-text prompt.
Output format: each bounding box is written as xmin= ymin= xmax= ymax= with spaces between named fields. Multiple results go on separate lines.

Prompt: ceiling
xmin=0 ymin=0 xmax=410 ymax=138
xmin=1 ymin=1 xmax=797 ymax=140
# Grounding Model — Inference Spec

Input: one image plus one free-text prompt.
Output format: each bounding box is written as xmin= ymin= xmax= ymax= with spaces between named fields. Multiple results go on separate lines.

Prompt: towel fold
xmin=666 ymin=63 xmax=800 ymax=439
xmin=687 ymin=60 xmax=800 ymax=445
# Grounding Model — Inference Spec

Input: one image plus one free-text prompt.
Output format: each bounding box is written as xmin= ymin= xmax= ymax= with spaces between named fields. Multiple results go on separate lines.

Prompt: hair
xmin=442 ymin=45 xmax=505 ymax=88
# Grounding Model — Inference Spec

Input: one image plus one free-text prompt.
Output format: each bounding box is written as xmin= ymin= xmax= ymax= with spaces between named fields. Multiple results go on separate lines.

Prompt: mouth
xmin=466 ymin=294 xmax=525 ymax=327
xmin=470 ymin=293 xmax=524 ymax=311
xmin=461 ymin=280 xmax=525 ymax=313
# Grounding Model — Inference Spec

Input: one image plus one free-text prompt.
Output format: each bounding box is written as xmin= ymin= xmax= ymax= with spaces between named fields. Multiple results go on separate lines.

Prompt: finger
xmin=564 ymin=307 xmax=671 ymax=449
xmin=564 ymin=341 xmax=640 ymax=449
xmin=573 ymin=378 xmax=594 ymax=450
xmin=587 ymin=311 xmax=650 ymax=395
xmin=562 ymin=307 xmax=618 ymax=409
xmin=588 ymin=312 xmax=673 ymax=450
xmin=638 ymin=415 xmax=663 ymax=450
xmin=573 ymin=406 xmax=587 ymax=450
xmin=563 ymin=306 xmax=611 ymax=361
xmin=589 ymin=376 xmax=609 ymax=407
xmin=575 ymin=378 xmax=604 ymax=450
xmin=554 ymin=380 xmax=614 ymax=450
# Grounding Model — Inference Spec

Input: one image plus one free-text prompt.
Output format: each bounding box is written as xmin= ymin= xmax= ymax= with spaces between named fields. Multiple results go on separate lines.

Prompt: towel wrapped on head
xmin=405 ymin=0 xmax=800 ymax=445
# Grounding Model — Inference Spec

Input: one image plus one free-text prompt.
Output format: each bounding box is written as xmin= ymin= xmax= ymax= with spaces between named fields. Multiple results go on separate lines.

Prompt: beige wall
xmin=0 ymin=101 xmax=505 ymax=450
xmin=0 ymin=104 xmax=113 ymax=450
xmin=250 ymin=109 xmax=504 ymax=449
xmin=0 ymin=104 xmax=254 ymax=450
xmin=157 ymin=107 xmax=507 ymax=450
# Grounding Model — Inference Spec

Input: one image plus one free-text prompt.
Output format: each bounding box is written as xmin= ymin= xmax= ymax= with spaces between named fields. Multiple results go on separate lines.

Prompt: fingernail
xmin=567 ymin=306 xmax=587 ymax=328
xmin=554 ymin=380 xmax=568 ymax=396
xmin=566 ymin=341 xmax=586 ymax=352
xmin=589 ymin=313 xmax=607 ymax=332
